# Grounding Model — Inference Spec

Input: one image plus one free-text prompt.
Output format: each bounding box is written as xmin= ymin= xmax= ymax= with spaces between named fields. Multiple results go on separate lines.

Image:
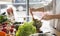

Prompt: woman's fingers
xmin=41 ymin=14 xmax=52 ymax=20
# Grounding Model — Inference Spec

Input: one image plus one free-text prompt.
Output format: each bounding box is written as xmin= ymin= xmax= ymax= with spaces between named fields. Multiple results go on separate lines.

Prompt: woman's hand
xmin=42 ymin=14 xmax=53 ymax=20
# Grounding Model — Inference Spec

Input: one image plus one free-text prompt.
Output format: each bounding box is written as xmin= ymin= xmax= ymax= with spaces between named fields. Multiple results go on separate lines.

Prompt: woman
xmin=41 ymin=0 xmax=60 ymax=31
xmin=30 ymin=0 xmax=60 ymax=31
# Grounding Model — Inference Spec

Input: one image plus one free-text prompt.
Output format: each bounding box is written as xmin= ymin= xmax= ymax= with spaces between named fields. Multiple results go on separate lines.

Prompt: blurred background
xmin=0 ymin=0 xmax=60 ymax=36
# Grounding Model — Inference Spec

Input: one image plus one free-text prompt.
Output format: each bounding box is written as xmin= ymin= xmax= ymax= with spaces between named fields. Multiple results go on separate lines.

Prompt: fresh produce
xmin=16 ymin=22 xmax=36 ymax=36
xmin=0 ymin=31 xmax=6 ymax=36
xmin=33 ymin=19 xmax=42 ymax=29
xmin=0 ymin=15 xmax=7 ymax=23
xmin=10 ymin=28 xmax=14 ymax=33
xmin=2 ymin=28 xmax=7 ymax=33
xmin=33 ymin=19 xmax=42 ymax=33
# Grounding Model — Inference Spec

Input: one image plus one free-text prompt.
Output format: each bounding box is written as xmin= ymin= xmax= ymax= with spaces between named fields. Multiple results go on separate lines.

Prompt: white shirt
xmin=51 ymin=0 xmax=60 ymax=31
xmin=55 ymin=0 xmax=60 ymax=31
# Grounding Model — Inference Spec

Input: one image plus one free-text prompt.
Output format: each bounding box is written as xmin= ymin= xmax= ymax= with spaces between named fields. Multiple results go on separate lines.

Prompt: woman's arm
xmin=42 ymin=14 xmax=60 ymax=20
xmin=52 ymin=14 xmax=60 ymax=19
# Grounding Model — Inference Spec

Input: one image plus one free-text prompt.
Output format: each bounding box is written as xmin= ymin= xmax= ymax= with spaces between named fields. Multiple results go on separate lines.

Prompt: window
xmin=0 ymin=0 xmax=54 ymax=24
